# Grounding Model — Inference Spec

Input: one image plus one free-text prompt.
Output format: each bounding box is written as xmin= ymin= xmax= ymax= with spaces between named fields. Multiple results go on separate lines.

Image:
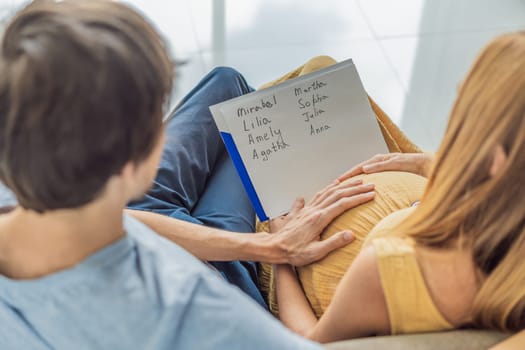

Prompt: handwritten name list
xmin=233 ymin=79 xmax=334 ymax=163
xmin=294 ymin=79 xmax=331 ymax=136
xmin=236 ymin=95 xmax=290 ymax=162
xmin=209 ymin=59 xmax=389 ymax=219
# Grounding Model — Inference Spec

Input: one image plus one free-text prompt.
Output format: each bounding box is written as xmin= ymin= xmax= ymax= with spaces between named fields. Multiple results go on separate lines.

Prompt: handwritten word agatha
xmin=251 ymin=134 xmax=290 ymax=162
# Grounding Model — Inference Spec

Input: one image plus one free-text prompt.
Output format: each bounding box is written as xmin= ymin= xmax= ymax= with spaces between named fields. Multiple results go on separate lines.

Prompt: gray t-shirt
xmin=0 ymin=215 xmax=320 ymax=350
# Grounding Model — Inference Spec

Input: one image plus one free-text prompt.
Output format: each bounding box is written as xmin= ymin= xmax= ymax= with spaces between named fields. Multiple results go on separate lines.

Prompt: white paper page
xmin=212 ymin=59 xmax=388 ymax=219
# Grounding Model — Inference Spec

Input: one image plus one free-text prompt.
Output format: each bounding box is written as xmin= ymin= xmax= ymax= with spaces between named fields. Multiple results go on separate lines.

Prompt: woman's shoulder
xmin=359 ymin=207 xmax=478 ymax=331
xmin=415 ymin=244 xmax=480 ymax=327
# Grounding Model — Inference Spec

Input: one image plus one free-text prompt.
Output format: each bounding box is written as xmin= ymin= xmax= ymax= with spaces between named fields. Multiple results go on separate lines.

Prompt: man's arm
xmin=126 ymin=209 xmax=283 ymax=262
xmin=126 ymin=178 xmax=375 ymax=265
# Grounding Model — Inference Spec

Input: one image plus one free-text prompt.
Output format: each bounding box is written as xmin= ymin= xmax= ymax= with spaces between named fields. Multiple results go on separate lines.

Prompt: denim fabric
xmin=128 ymin=67 xmax=267 ymax=308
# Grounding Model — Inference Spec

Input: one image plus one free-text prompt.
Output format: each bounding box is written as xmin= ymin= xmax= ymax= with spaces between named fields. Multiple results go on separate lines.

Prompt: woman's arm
xmin=273 ymin=264 xmax=319 ymax=336
xmin=338 ymin=152 xmax=435 ymax=181
xmin=274 ymin=246 xmax=391 ymax=343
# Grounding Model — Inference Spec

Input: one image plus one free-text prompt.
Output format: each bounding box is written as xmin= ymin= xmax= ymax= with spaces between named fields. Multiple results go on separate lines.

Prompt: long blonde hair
xmin=394 ymin=32 xmax=525 ymax=331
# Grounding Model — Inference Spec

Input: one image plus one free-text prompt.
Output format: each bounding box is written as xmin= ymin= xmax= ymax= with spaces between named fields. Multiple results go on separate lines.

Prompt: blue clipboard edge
xmin=220 ymin=132 xmax=269 ymax=222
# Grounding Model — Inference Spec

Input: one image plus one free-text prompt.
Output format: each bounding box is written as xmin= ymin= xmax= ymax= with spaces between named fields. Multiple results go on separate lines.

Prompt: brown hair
xmin=0 ymin=0 xmax=174 ymax=212
xmin=392 ymin=32 xmax=525 ymax=331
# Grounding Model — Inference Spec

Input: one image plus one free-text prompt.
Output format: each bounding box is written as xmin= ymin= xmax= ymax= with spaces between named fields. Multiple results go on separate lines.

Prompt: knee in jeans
xmin=210 ymin=66 xmax=243 ymax=84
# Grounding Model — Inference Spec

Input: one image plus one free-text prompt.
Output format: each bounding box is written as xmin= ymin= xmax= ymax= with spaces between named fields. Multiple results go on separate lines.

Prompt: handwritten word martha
xmin=294 ymin=80 xmax=327 ymax=96
xmin=237 ymin=95 xmax=277 ymax=117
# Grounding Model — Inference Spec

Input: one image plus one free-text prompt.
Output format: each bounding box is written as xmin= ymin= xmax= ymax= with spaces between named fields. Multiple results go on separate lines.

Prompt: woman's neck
xmin=0 ymin=199 xmax=126 ymax=280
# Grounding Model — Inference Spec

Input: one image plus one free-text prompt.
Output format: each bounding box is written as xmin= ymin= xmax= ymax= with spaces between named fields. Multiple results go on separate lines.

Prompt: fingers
xmin=310 ymin=177 xmax=347 ymax=204
xmin=271 ymin=198 xmax=305 ymax=233
xmin=321 ymin=191 xmax=376 ymax=224
xmin=290 ymin=197 xmax=305 ymax=215
xmin=269 ymin=217 xmax=284 ymax=233
xmin=308 ymin=231 xmax=355 ymax=263
xmin=337 ymin=159 xmax=375 ymax=181
xmin=338 ymin=153 xmax=396 ymax=181
xmin=318 ymin=183 xmax=375 ymax=209
xmin=362 ymin=160 xmax=395 ymax=174
xmin=337 ymin=165 xmax=364 ymax=182
xmin=361 ymin=153 xmax=425 ymax=175
xmin=310 ymin=178 xmax=363 ymax=206
xmin=297 ymin=190 xmax=374 ymax=236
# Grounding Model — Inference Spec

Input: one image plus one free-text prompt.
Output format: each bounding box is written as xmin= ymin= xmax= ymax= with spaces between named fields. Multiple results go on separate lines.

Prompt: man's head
xmin=0 ymin=0 xmax=173 ymax=212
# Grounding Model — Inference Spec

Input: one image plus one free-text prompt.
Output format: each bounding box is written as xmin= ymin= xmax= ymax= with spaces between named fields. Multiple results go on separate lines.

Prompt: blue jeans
xmin=128 ymin=67 xmax=267 ymax=309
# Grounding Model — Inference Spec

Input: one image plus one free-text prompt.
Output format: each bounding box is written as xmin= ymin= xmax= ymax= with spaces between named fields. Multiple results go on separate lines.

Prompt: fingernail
xmin=343 ymin=231 xmax=353 ymax=241
xmin=362 ymin=165 xmax=370 ymax=171
xmin=365 ymin=183 xmax=374 ymax=188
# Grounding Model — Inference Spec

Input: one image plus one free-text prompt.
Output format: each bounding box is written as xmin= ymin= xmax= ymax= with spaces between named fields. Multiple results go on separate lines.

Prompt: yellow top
xmin=372 ymin=236 xmax=454 ymax=335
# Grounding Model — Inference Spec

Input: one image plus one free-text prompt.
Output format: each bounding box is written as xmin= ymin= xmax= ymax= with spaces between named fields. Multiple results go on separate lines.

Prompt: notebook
xmin=210 ymin=59 xmax=388 ymax=221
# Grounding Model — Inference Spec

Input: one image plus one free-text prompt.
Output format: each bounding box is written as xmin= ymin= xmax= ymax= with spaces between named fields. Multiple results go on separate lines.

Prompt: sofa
xmin=325 ymin=330 xmax=508 ymax=349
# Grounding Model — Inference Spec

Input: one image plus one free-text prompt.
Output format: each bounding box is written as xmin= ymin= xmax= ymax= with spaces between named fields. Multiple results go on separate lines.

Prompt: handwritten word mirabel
xmin=237 ymin=95 xmax=277 ymax=117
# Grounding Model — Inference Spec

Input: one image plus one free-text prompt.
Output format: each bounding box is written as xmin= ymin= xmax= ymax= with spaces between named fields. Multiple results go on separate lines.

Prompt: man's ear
xmin=119 ymin=160 xmax=148 ymax=200
xmin=120 ymin=161 xmax=137 ymax=183
xmin=489 ymin=144 xmax=507 ymax=177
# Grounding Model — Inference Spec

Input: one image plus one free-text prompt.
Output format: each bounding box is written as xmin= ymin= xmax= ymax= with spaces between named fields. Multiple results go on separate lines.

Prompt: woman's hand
xmin=338 ymin=152 xmax=434 ymax=182
xmin=272 ymin=178 xmax=375 ymax=266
